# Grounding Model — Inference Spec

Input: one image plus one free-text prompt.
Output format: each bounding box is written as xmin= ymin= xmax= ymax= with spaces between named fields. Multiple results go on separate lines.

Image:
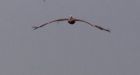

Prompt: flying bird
xmin=32 ymin=16 xmax=110 ymax=32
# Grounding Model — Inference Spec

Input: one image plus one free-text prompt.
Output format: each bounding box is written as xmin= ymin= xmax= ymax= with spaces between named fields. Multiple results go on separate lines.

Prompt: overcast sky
xmin=0 ymin=0 xmax=140 ymax=75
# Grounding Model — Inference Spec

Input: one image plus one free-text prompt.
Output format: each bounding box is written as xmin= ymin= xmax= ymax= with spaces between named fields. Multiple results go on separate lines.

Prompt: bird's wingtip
xmin=94 ymin=25 xmax=111 ymax=32
xmin=105 ymin=29 xmax=111 ymax=32
xmin=32 ymin=26 xmax=39 ymax=30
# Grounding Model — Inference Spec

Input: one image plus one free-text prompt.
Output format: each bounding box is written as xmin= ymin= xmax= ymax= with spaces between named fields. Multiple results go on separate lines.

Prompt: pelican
xmin=32 ymin=16 xmax=110 ymax=32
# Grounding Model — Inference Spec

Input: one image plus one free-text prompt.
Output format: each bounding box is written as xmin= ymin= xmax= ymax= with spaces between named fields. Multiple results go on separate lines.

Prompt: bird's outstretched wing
xmin=33 ymin=18 xmax=68 ymax=30
xmin=75 ymin=19 xmax=110 ymax=32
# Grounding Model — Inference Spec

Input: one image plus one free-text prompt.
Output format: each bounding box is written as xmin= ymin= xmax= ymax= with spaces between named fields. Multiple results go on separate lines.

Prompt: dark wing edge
xmin=75 ymin=19 xmax=111 ymax=32
xmin=32 ymin=18 xmax=68 ymax=30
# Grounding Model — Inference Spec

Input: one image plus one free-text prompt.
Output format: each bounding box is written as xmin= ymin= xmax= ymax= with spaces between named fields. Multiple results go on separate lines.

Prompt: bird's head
xmin=68 ymin=15 xmax=74 ymax=20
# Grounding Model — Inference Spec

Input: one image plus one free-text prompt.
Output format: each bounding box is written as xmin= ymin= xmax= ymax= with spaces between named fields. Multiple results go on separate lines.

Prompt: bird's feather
xmin=33 ymin=18 xmax=68 ymax=30
xmin=75 ymin=19 xmax=110 ymax=32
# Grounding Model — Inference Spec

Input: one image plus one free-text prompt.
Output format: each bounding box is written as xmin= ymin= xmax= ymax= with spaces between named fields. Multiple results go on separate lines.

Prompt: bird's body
xmin=33 ymin=16 xmax=110 ymax=32
xmin=68 ymin=16 xmax=76 ymax=24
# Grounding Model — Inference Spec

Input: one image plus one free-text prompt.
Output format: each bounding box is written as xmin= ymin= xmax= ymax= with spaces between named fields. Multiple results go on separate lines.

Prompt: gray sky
xmin=0 ymin=0 xmax=140 ymax=75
